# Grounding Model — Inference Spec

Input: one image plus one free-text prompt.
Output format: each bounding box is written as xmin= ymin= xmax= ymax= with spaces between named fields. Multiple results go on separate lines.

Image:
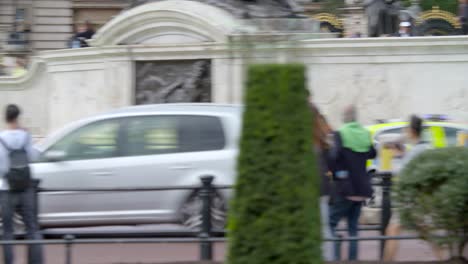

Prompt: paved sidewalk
xmin=0 ymin=228 xmax=464 ymax=264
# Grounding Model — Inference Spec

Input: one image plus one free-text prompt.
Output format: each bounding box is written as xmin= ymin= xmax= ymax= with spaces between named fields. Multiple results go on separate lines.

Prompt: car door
xmin=33 ymin=118 xmax=126 ymax=226
xmin=94 ymin=114 xmax=184 ymax=222
xmin=435 ymin=125 xmax=467 ymax=147
xmin=109 ymin=114 xmax=229 ymax=223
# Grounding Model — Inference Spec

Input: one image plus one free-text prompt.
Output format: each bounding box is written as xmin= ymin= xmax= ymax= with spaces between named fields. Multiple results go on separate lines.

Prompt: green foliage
xmin=320 ymin=0 xmax=345 ymax=15
xmin=395 ymin=147 xmax=468 ymax=259
xmin=228 ymin=64 xmax=322 ymax=264
xmin=401 ymin=0 xmax=412 ymax=7
xmin=421 ymin=0 xmax=458 ymax=13
xmin=401 ymin=0 xmax=458 ymax=13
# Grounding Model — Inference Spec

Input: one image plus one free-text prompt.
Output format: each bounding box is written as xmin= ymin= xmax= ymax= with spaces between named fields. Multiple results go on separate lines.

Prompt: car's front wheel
xmin=179 ymin=190 xmax=227 ymax=231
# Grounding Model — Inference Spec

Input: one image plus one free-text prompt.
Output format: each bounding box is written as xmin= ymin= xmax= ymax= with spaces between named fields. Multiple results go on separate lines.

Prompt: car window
xmin=421 ymin=126 xmax=433 ymax=143
xmin=124 ymin=115 xmax=225 ymax=156
xmin=126 ymin=116 xmax=179 ymax=156
xmin=444 ymin=126 xmax=463 ymax=146
xmin=374 ymin=125 xmax=434 ymax=147
xmin=180 ymin=115 xmax=226 ymax=152
xmin=47 ymin=119 xmax=120 ymax=161
xmin=374 ymin=127 xmax=404 ymax=142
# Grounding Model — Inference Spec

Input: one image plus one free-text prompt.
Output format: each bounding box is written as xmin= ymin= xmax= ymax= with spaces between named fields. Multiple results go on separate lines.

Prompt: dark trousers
xmin=1 ymin=189 xmax=43 ymax=264
xmin=329 ymin=196 xmax=363 ymax=261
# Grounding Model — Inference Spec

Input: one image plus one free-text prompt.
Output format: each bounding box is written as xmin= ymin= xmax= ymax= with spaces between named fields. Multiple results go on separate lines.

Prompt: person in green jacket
xmin=329 ymin=105 xmax=376 ymax=261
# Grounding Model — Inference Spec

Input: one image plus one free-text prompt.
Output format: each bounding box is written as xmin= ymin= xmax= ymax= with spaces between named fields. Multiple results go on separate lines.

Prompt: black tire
xmin=179 ymin=190 xmax=227 ymax=231
xmin=0 ymin=213 xmax=25 ymax=234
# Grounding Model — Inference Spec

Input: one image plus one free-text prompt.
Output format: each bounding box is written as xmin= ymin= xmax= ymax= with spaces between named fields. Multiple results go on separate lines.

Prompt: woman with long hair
xmin=311 ymin=103 xmax=334 ymax=261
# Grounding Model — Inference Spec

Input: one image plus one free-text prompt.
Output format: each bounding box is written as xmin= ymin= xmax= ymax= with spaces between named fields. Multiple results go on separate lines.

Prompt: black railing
xmin=2 ymin=172 xmax=426 ymax=263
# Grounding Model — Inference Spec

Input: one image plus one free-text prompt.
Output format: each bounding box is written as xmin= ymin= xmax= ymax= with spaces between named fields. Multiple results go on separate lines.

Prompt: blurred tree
xmin=396 ymin=147 xmax=468 ymax=261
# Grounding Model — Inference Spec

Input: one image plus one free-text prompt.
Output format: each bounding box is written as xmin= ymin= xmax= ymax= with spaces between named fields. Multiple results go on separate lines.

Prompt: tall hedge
xmin=395 ymin=147 xmax=468 ymax=260
xmin=228 ymin=64 xmax=322 ymax=264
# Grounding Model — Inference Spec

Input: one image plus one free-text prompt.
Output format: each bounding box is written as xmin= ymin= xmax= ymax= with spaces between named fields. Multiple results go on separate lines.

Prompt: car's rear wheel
xmin=179 ymin=190 xmax=227 ymax=231
xmin=0 ymin=213 xmax=26 ymax=234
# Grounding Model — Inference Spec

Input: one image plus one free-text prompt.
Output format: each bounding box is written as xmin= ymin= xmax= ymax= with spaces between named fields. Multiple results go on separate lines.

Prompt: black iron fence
xmin=1 ymin=172 xmax=425 ymax=263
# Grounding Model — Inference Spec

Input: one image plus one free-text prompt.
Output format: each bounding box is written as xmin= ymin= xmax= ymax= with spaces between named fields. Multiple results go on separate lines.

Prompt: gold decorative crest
xmin=417 ymin=6 xmax=461 ymax=29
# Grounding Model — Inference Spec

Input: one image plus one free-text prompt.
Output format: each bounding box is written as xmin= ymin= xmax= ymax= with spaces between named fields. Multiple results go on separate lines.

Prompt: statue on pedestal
xmin=364 ymin=0 xmax=402 ymax=37
xmin=407 ymin=0 xmax=422 ymax=18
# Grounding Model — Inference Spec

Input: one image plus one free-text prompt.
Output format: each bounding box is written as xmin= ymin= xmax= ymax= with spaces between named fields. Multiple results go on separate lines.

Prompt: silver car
xmin=30 ymin=104 xmax=241 ymax=229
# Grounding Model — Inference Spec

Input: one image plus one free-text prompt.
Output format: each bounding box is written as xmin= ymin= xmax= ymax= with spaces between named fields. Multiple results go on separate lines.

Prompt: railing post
xmin=199 ymin=175 xmax=214 ymax=261
xmin=379 ymin=172 xmax=392 ymax=260
xmin=64 ymin=234 xmax=75 ymax=264
xmin=334 ymin=234 xmax=343 ymax=261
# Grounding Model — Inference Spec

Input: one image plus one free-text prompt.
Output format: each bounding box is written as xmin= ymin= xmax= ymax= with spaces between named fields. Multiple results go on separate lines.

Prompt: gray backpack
xmin=0 ymin=136 xmax=32 ymax=192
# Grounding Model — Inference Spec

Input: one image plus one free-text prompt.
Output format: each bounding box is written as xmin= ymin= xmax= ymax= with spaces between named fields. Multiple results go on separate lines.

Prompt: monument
xmin=126 ymin=0 xmax=320 ymax=105
xmin=341 ymin=0 xmax=368 ymax=37
xmin=0 ymin=0 xmax=467 ymax=137
xmin=364 ymin=0 xmax=402 ymax=37
xmin=130 ymin=0 xmax=304 ymax=18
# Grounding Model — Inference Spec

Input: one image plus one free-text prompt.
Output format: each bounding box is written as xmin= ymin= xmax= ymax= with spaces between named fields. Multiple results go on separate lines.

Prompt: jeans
xmin=1 ymin=189 xmax=43 ymax=264
xmin=329 ymin=196 xmax=363 ymax=261
xmin=320 ymin=196 xmax=333 ymax=261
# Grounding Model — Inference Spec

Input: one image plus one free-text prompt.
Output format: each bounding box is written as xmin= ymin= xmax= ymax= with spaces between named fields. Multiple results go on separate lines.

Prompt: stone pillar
xmin=341 ymin=0 xmax=368 ymax=37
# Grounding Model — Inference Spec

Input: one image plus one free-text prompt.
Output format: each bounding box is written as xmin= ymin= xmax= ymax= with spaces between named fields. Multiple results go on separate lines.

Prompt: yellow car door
xmin=428 ymin=126 xmax=446 ymax=148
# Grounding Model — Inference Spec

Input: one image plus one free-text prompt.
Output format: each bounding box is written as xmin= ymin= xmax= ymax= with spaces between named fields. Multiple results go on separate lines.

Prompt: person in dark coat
xmin=75 ymin=21 xmax=95 ymax=40
xmin=70 ymin=21 xmax=95 ymax=48
xmin=329 ymin=105 xmax=377 ymax=261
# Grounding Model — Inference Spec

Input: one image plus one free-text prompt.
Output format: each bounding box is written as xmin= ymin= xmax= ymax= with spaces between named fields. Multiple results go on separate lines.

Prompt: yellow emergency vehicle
xmin=366 ymin=115 xmax=468 ymax=171
xmin=361 ymin=115 xmax=468 ymax=223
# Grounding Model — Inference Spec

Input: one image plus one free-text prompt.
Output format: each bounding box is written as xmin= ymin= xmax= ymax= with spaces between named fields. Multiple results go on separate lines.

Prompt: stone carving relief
xmin=135 ymin=60 xmax=211 ymax=104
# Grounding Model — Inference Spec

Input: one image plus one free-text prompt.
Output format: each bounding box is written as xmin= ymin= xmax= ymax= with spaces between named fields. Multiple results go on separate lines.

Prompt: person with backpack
xmin=0 ymin=104 xmax=43 ymax=264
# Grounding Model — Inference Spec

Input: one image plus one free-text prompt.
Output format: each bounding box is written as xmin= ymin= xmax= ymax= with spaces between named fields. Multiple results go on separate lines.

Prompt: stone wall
xmin=1 ymin=1 xmax=468 ymax=139
xmin=72 ymin=0 xmax=128 ymax=29
xmin=0 ymin=0 xmax=128 ymax=55
xmin=301 ymin=37 xmax=468 ymax=127
xmin=0 ymin=0 xmax=34 ymax=54
xmin=32 ymin=0 xmax=74 ymax=51
xmin=0 ymin=0 xmax=73 ymax=53
xmin=0 ymin=60 xmax=49 ymax=139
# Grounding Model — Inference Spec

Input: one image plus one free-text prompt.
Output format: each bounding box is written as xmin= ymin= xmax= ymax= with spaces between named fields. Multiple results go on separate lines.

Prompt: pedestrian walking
xmin=0 ymin=104 xmax=43 ymax=264
xmin=329 ymin=105 xmax=376 ymax=261
xmin=383 ymin=115 xmax=443 ymax=261
xmin=310 ymin=102 xmax=334 ymax=261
